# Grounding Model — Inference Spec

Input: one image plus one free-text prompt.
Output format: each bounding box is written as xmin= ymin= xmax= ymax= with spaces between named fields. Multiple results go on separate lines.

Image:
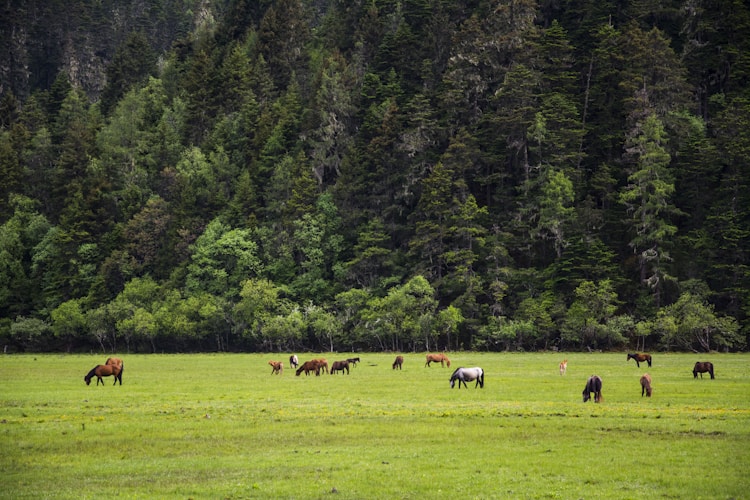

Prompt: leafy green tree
xmin=656 ymin=292 xmax=743 ymax=352
xmin=185 ymin=218 xmax=261 ymax=300
xmin=562 ymin=279 xmax=623 ymax=349
xmin=51 ymin=299 xmax=86 ymax=352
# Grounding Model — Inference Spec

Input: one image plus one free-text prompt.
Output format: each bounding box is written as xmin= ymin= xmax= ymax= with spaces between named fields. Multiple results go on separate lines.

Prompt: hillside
xmin=0 ymin=0 xmax=748 ymax=353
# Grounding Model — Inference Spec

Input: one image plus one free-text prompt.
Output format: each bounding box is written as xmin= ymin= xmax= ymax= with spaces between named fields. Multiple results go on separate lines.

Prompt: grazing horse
xmin=450 ymin=367 xmax=484 ymax=389
xmin=627 ymin=353 xmax=652 ymax=368
xmin=582 ymin=375 xmax=603 ymax=403
xmin=346 ymin=357 xmax=360 ymax=366
xmin=296 ymin=360 xmax=320 ymax=376
xmin=425 ymin=353 xmax=451 ymax=368
xmin=289 ymin=355 xmax=299 ymax=369
xmin=693 ymin=361 xmax=715 ymax=379
xmin=268 ymin=360 xmax=283 ymax=375
xmin=392 ymin=355 xmax=404 ymax=370
xmin=330 ymin=360 xmax=350 ymax=375
xmin=84 ymin=364 xmax=122 ymax=386
xmin=640 ymin=373 xmax=652 ymax=397
xmin=559 ymin=359 xmax=567 ymax=376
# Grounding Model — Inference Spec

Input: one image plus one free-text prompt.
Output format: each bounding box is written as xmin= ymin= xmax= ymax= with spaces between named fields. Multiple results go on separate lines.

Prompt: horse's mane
xmin=85 ymin=366 xmax=98 ymax=379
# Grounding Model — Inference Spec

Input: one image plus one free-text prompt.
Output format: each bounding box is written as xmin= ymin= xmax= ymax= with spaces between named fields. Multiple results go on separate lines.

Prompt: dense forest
xmin=0 ymin=0 xmax=749 ymax=353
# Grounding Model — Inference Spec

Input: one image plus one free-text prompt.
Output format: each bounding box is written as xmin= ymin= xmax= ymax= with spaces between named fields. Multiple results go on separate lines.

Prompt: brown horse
xmin=393 ymin=355 xmax=404 ymax=370
xmin=268 ymin=360 xmax=283 ymax=375
xmin=640 ymin=373 xmax=652 ymax=397
xmin=425 ymin=353 xmax=451 ymax=368
xmin=312 ymin=358 xmax=329 ymax=374
xmin=693 ymin=361 xmax=715 ymax=379
xmin=104 ymin=357 xmax=124 ymax=383
xmin=84 ymin=364 xmax=122 ymax=386
xmin=559 ymin=359 xmax=567 ymax=375
xmin=296 ymin=360 xmax=324 ymax=376
xmin=330 ymin=360 xmax=350 ymax=375
xmin=627 ymin=352 xmax=652 ymax=368
xmin=582 ymin=375 xmax=603 ymax=403
xmin=346 ymin=357 xmax=360 ymax=366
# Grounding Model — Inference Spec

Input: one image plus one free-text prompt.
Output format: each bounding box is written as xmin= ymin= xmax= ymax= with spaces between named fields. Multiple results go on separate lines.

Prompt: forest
xmin=0 ymin=0 xmax=748 ymax=353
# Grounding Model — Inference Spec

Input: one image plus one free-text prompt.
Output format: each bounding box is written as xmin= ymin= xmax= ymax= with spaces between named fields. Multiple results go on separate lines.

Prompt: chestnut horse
xmin=640 ymin=373 xmax=652 ymax=397
xmin=425 ymin=353 xmax=451 ymax=368
xmin=312 ymin=358 xmax=329 ymax=374
xmin=330 ymin=360 xmax=350 ymax=375
xmin=392 ymin=355 xmax=404 ymax=370
xmin=84 ymin=364 xmax=122 ymax=386
xmin=559 ymin=359 xmax=567 ymax=375
xmin=693 ymin=361 xmax=714 ymax=379
xmin=627 ymin=353 xmax=652 ymax=368
xmin=268 ymin=360 xmax=283 ymax=375
xmin=105 ymin=357 xmax=124 ymax=383
xmin=582 ymin=375 xmax=603 ymax=403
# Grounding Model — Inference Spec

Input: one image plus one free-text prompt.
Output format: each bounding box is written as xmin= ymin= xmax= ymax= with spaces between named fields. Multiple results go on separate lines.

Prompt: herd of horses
xmin=578 ymin=353 xmax=715 ymax=403
xmin=83 ymin=352 xmax=716 ymax=401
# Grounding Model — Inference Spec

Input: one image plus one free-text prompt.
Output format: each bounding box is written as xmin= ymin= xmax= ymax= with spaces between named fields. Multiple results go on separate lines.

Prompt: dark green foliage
xmin=0 ymin=0 xmax=748 ymax=353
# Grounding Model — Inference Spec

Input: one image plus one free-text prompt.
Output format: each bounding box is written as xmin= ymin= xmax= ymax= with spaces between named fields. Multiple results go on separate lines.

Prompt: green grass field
xmin=1 ymin=352 xmax=749 ymax=499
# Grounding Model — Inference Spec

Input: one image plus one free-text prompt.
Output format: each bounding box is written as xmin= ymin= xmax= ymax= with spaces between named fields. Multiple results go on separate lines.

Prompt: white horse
xmin=449 ymin=367 xmax=484 ymax=389
xmin=289 ymin=354 xmax=299 ymax=369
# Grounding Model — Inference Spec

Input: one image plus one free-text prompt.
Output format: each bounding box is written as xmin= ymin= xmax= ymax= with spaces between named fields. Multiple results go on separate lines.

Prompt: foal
xmin=640 ymin=373 xmax=652 ymax=397
xmin=559 ymin=359 xmax=567 ymax=376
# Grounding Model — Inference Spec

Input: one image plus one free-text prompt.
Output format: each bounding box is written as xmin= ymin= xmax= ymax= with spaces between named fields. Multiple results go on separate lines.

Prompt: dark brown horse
xmin=346 ymin=357 xmax=360 ymax=366
xmin=268 ymin=360 xmax=283 ymax=375
xmin=392 ymin=355 xmax=404 ymax=370
xmin=640 ymin=373 xmax=652 ymax=397
xmin=296 ymin=360 xmax=321 ymax=376
xmin=693 ymin=361 xmax=714 ymax=379
xmin=330 ymin=360 xmax=350 ymax=375
xmin=84 ymin=364 xmax=122 ymax=386
xmin=627 ymin=352 xmax=652 ymax=368
xmin=582 ymin=375 xmax=603 ymax=403
xmin=425 ymin=353 xmax=451 ymax=368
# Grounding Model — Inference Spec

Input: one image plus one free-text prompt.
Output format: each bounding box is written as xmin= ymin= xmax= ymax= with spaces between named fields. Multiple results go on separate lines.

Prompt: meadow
xmin=1 ymin=352 xmax=749 ymax=499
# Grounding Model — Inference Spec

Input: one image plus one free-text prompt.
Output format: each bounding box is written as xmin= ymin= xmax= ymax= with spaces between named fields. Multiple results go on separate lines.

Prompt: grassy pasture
xmin=1 ymin=352 xmax=748 ymax=499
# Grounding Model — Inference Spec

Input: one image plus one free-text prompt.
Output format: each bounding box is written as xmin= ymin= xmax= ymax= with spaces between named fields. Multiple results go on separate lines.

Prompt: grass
xmin=1 ymin=352 xmax=749 ymax=499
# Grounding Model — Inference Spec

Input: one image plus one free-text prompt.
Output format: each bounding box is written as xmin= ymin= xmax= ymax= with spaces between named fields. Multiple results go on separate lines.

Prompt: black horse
xmin=693 ymin=361 xmax=714 ymax=379
xmin=582 ymin=375 xmax=602 ymax=403
xmin=627 ymin=353 xmax=652 ymax=368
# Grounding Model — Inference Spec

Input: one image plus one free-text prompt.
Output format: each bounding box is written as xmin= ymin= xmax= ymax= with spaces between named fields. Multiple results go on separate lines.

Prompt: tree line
xmin=0 ymin=0 xmax=748 ymax=353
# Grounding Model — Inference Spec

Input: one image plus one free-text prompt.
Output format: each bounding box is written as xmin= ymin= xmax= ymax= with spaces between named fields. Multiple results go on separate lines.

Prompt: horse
xmin=289 ymin=355 xmax=299 ymax=369
xmin=105 ymin=357 xmax=124 ymax=383
xmin=627 ymin=353 xmax=652 ymax=368
xmin=559 ymin=359 xmax=567 ymax=375
xmin=425 ymin=353 xmax=451 ymax=368
xmin=640 ymin=373 xmax=652 ymax=397
xmin=346 ymin=357 xmax=360 ymax=366
xmin=693 ymin=361 xmax=714 ymax=379
xmin=449 ymin=367 xmax=484 ymax=389
xmin=582 ymin=375 xmax=603 ymax=403
xmin=392 ymin=355 xmax=404 ymax=370
xmin=296 ymin=360 xmax=320 ymax=376
xmin=312 ymin=358 xmax=329 ymax=374
xmin=330 ymin=360 xmax=350 ymax=375
xmin=268 ymin=360 xmax=283 ymax=375
xmin=84 ymin=364 xmax=122 ymax=386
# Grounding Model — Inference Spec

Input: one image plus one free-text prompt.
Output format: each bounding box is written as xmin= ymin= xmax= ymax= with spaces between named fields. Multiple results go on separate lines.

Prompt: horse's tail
xmin=118 ymin=362 xmax=124 ymax=383
xmin=479 ymin=370 xmax=485 ymax=388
